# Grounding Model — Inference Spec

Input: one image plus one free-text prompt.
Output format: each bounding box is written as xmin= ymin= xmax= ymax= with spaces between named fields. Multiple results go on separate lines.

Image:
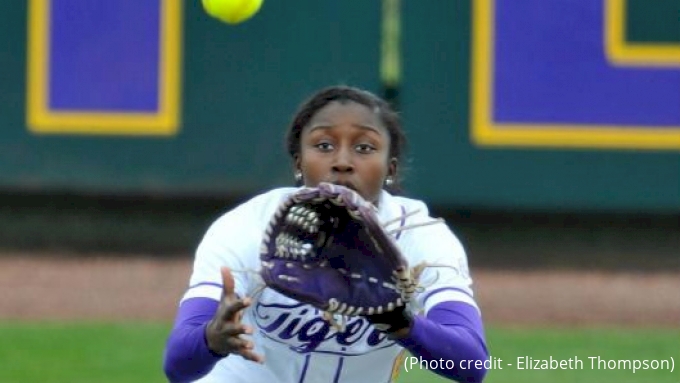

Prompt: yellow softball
xmin=202 ymin=0 xmax=263 ymax=25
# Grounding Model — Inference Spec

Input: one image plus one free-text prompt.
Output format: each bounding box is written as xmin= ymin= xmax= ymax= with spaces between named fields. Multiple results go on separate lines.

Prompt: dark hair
xmin=285 ymin=85 xmax=408 ymax=193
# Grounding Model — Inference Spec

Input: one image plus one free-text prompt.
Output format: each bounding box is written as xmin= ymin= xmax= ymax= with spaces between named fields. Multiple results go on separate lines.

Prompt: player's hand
xmin=205 ymin=267 xmax=265 ymax=363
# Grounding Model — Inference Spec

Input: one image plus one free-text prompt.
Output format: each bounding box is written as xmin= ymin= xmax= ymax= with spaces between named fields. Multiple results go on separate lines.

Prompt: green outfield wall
xmin=1 ymin=0 xmax=678 ymax=212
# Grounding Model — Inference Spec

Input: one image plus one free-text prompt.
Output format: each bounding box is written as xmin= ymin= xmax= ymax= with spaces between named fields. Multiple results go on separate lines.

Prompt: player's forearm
xmin=163 ymin=298 xmax=223 ymax=383
xmin=396 ymin=301 xmax=489 ymax=382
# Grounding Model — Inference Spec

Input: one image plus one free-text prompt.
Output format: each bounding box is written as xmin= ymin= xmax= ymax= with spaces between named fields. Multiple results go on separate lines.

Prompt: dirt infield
xmin=2 ymin=254 xmax=679 ymax=327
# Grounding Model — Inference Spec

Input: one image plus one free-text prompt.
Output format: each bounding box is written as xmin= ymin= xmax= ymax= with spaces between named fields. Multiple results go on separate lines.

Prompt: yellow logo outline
xmin=26 ymin=0 xmax=182 ymax=136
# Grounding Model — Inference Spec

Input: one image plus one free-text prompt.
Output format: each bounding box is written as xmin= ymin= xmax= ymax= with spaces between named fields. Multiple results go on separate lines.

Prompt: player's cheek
xmin=302 ymin=166 xmax=326 ymax=186
xmin=369 ymin=158 xmax=390 ymax=184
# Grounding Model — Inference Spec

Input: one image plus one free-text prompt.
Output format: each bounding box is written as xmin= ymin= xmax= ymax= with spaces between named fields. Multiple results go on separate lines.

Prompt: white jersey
xmin=181 ymin=187 xmax=479 ymax=383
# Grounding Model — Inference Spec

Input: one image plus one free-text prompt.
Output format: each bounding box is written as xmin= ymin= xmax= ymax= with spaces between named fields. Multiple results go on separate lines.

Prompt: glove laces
xmin=380 ymin=208 xmax=445 ymax=236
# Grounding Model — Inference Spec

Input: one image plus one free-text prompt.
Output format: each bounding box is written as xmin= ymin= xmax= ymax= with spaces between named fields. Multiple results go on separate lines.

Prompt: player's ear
xmin=292 ymin=154 xmax=303 ymax=184
xmin=293 ymin=154 xmax=302 ymax=175
xmin=388 ymin=157 xmax=398 ymax=179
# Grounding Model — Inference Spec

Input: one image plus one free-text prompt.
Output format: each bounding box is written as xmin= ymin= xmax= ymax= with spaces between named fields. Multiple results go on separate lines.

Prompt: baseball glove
xmin=259 ymin=183 xmax=424 ymax=332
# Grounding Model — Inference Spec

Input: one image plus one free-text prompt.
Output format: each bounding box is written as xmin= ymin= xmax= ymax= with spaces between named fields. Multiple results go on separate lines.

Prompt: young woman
xmin=163 ymin=85 xmax=489 ymax=382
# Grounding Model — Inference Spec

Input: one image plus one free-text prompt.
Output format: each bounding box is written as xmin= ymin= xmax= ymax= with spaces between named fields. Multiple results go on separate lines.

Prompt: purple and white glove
xmin=260 ymin=183 xmax=418 ymax=333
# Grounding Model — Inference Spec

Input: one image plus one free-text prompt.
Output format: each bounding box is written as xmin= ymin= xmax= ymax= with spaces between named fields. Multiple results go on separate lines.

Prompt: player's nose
xmin=331 ymin=147 xmax=354 ymax=173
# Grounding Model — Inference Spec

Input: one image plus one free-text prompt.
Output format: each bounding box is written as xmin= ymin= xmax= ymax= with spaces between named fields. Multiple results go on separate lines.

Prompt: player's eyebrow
xmin=307 ymin=123 xmax=383 ymax=135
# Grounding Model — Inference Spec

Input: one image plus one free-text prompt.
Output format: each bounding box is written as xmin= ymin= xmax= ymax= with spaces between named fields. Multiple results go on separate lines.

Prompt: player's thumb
xmin=220 ymin=266 xmax=236 ymax=299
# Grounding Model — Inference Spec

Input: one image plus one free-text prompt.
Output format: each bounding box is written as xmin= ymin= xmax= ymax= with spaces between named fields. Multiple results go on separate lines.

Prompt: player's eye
xmin=355 ymin=143 xmax=376 ymax=154
xmin=314 ymin=142 xmax=334 ymax=152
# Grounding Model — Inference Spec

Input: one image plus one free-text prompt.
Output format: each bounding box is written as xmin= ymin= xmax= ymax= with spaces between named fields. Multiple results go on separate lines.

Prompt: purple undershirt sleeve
xmin=396 ymin=301 xmax=489 ymax=383
xmin=163 ymin=297 xmax=224 ymax=383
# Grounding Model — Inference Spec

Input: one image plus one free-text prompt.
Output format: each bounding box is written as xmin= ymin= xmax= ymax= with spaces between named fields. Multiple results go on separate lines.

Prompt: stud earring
xmin=384 ymin=177 xmax=394 ymax=187
xmin=294 ymin=171 xmax=302 ymax=182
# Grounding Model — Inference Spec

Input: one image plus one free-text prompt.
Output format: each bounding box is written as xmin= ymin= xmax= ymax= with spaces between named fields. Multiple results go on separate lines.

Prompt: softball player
xmin=163 ymin=86 xmax=489 ymax=383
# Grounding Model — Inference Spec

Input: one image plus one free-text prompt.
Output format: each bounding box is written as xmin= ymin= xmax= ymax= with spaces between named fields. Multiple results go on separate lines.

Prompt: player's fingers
xmin=221 ymin=298 xmax=251 ymax=321
xmin=237 ymin=348 xmax=266 ymax=364
xmin=220 ymin=324 xmax=253 ymax=337
xmin=220 ymin=267 xmax=236 ymax=299
xmin=242 ymin=324 xmax=254 ymax=335
xmin=225 ymin=335 xmax=253 ymax=350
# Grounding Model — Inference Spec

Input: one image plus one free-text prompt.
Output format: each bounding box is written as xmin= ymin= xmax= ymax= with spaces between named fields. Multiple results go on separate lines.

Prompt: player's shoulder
xmin=381 ymin=191 xmax=435 ymax=228
xmin=386 ymin=193 xmax=430 ymax=216
xmin=382 ymin=191 xmax=467 ymax=257
xmin=239 ymin=187 xmax=297 ymax=213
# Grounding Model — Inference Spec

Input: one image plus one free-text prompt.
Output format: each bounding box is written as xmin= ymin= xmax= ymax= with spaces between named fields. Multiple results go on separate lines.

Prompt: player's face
xmin=298 ymin=101 xmax=393 ymax=204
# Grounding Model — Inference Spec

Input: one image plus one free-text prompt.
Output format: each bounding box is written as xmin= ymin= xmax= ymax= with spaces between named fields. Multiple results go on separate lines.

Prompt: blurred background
xmin=0 ymin=1 xmax=678 ymax=382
